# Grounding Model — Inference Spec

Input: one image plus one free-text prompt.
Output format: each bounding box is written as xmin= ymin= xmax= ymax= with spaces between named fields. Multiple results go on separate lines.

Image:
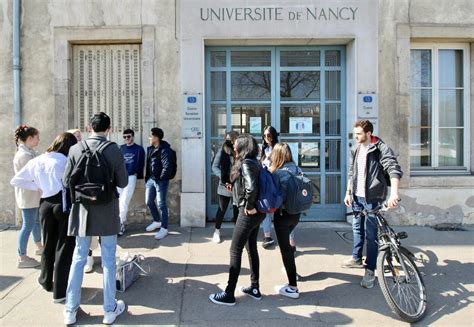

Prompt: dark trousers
xmin=38 ymin=192 xmax=75 ymax=300
xmin=225 ymin=209 xmax=265 ymax=295
xmin=274 ymin=209 xmax=300 ymax=287
xmin=214 ymin=195 xmax=238 ymax=229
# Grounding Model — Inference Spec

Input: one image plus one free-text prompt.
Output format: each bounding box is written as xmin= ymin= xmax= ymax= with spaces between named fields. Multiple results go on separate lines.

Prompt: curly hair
xmin=14 ymin=124 xmax=39 ymax=147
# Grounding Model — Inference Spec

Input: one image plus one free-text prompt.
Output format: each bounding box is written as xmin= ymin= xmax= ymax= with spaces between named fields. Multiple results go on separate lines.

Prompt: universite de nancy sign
xmin=200 ymin=6 xmax=358 ymax=22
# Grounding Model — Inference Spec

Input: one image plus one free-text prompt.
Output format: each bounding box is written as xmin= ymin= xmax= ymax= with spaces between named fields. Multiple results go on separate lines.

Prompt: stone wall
xmin=0 ymin=0 xmax=181 ymax=225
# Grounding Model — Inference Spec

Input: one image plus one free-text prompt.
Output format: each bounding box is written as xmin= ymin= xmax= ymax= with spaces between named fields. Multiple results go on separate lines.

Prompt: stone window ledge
xmin=409 ymin=175 xmax=474 ymax=188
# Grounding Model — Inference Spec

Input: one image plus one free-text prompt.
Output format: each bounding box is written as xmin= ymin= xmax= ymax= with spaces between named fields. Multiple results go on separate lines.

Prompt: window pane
xmin=439 ymin=50 xmax=463 ymax=88
xmin=231 ymin=105 xmax=271 ymax=135
xmin=410 ymin=50 xmax=431 ymax=87
xmin=210 ymin=104 xmax=226 ymax=137
xmin=280 ymin=51 xmax=320 ymax=67
xmin=211 ymin=72 xmax=226 ymax=101
xmin=325 ymin=103 xmax=341 ymax=136
xmin=301 ymin=142 xmax=320 ymax=169
xmin=410 ymin=127 xmax=431 ymax=167
xmin=325 ymin=140 xmax=340 ymax=172
xmin=438 ymin=128 xmax=463 ymax=166
xmin=325 ymin=71 xmax=341 ymax=100
xmin=307 ymin=175 xmax=321 ymax=204
xmin=211 ymin=51 xmax=226 ymax=67
xmin=410 ymin=89 xmax=432 ymax=127
xmin=231 ymin=72 xmax=271 ymax=100
xmin=280 ymin=71 xmax=320 ymax=100
xmin=280 ymin=104 xmax=320 ymax=136
xmin=325 ymin=50 xmax=341 ymax=66
xmin=326 ymin=175 xmax=341 ymax=204
xmin=231 ymin=51 xmax=271 ymax=67
xmin=439 ymin=90 xmax=463 ymax=127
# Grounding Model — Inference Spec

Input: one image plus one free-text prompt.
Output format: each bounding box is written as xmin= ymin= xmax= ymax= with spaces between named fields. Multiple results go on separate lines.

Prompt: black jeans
xmin=225 ymin=208 xmax=265 ymax=295
xmin=274 ymin=209 xmax=300 ymax=287
xmin=38 ymin=192 xmax=76 ymax=300
xmin=214 ymin=195 xmax=238 ymax=229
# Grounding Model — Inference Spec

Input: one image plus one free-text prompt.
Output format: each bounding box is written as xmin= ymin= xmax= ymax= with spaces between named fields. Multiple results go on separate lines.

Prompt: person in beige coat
xmin=13 ymin=124 xmax=43 ymax=268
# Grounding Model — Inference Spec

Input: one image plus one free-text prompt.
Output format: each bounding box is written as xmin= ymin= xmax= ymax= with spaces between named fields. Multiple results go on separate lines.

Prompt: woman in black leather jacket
xmin=209 ymin=134 xmax=265 ymax=306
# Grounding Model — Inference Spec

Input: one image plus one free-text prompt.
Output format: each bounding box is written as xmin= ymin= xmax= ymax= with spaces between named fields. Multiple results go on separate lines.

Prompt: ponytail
xmin=14 ymin=124 xmax=39 ymax=147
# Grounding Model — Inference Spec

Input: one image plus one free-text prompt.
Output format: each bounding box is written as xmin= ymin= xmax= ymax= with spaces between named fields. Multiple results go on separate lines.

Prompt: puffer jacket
xmin=348 ymin=136 xmax=403 ymax=203
xmin=273 ymin=161 xmax=302 ymax=207
xmin=232 ymin=158 xmax=260 ymax=211
xmin=145 ymin=140 xmax=173 ymax=181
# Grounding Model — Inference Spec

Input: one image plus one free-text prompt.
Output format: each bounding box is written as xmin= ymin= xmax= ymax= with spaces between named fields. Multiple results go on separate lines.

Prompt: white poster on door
xmin=289 ymin=117 xmax=312 ymax=134
xmin=249 ymin=117 xmax=261 ymax=134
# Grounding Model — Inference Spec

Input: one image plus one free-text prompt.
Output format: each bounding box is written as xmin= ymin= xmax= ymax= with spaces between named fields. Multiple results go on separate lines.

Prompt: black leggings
xmin=274 ymin=209 xmax=300 ymax=287
xmin=214 ymin=195 xmax=238 ymax=229
xmin=225 ymin=209 xmax=265 ymax=295
xmin=38 ymin=192 xmax=75 ymax=300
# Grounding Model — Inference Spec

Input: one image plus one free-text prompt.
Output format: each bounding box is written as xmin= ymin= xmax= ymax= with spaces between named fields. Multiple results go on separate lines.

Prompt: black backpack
xmin=168 ymin=147 xmax=177 ymax=179
xmin=283 ymin=170 xmax=314 ymax=214
xmin=69 ymin=140 xmax=115 ymax=205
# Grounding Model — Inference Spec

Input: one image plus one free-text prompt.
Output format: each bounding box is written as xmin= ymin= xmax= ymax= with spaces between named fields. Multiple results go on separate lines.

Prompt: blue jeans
xmin=18 ymin=208 xmax=41 ymax=256
xmin=145 ymin=178 xmax=169 ymax=229
xmin=351 ymin=196 xmax=379 ymax=272
xmin=261 ymin=213 xmax=272 ymax=235
xmin=65 ymin=235 xmax=117 ymax=313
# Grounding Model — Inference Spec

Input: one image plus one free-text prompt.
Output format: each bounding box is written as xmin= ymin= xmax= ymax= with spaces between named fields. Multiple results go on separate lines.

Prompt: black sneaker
xmin=209 ymin=291 xmax=236 ymax=306
xmin=240 ymin=286 xmax=262 ymax=300
xmin=118 ymin=224 xmax=125 ymax=237
xmin=262 ymin=237 xmax=275 ymax=249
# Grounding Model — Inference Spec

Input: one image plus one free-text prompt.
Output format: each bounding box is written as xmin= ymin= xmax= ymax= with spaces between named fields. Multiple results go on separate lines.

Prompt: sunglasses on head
xmin=123 ymin=135 xmax=133 ymax=139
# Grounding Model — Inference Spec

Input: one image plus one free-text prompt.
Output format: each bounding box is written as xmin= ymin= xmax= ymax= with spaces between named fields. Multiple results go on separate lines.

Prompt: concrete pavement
xmin=1 ymin=222 xmax=473 ymax=326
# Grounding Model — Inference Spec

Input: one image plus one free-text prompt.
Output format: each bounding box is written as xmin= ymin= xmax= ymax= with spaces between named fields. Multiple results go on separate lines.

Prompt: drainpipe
xmin=13 ymin=0 xmax=21 ymax=127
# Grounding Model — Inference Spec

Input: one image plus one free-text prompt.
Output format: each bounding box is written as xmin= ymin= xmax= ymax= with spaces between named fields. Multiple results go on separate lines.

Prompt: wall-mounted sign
xmin=357 ymin=93 xmax=378 ymax=118
xmin=182 ymin=94 xmax=203 ymax=138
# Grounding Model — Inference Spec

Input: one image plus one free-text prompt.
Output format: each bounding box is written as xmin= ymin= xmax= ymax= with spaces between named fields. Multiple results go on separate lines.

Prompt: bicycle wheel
xmin=377 ymin=246 xmax=427 ymax=322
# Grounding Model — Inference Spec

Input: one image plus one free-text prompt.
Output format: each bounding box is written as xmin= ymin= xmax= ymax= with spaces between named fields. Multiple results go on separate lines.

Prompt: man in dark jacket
xmin=342 ymin=120 xmax=403 ymax=289
xmin=63 ymin=112 xmax=128 ymax=325
xmin=145 ymin=127 xmax=174 ymax=240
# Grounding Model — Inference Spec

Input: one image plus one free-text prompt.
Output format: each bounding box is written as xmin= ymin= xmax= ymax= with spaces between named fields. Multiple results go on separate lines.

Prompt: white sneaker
xmin=84 ymin=255 xmax=94 ymax=273
xmin=275 ymin=284 xmax=300 ymax=299
xmin=212 ymin=229 xmax=221 ymax=243
xmin=154 ymin=228 xmax=168 ymax=240
xmin=102 ymin=300 xmax=126 ymax=325
xmin=146 ymin=221 xmax=161 ymax=232
xmin=63 ymin=309 xmax=77 ymax=325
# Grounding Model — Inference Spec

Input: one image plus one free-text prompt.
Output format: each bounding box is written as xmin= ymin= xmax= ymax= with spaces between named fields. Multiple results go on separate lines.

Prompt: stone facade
xmin=0 ymin=0 xmax=473 ymax=226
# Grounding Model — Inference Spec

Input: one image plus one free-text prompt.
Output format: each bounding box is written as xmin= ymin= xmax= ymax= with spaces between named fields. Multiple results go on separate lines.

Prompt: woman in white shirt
xmin=13 ymin=124 xmax=42 ymax=268
xmin=11 ymin=132 xmax=77 ymax=303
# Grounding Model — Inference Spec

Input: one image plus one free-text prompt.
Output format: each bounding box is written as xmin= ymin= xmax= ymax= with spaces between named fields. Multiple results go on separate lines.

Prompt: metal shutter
xmin=73 ymin=44 xmax=142 ymax=144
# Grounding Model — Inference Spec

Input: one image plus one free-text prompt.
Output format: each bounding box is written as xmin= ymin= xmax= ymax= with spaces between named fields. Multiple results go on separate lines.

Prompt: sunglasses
xmin=123 ymin=135 xmax=133 ymax=139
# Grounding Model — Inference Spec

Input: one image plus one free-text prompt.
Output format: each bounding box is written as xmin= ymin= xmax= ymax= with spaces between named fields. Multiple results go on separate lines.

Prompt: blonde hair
xmin=269 ymin=143 xmax=293 ymax=173
xmin=67 ymin=129 xmax=80 ymax=134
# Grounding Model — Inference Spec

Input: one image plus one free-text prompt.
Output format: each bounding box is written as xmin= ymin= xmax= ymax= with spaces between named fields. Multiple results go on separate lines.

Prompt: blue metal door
xmin=205 ymin=46 xmax=346 ymax=221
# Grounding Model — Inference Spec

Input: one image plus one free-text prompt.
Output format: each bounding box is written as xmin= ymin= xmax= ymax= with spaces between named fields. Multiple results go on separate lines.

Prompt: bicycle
xmin=359 ymin=202 xmax=427 ymax=323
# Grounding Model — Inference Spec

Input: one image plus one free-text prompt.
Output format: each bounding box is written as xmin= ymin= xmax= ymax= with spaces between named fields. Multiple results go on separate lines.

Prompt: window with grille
xmin=410 ymin=44 xmax=470 ymax=173
xmin=73 ymin=44 xmax=142 ymax=143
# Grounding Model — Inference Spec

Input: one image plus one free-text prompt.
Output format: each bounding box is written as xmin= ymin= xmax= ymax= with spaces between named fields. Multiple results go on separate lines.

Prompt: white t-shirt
xmin=355 ymin=144 xmax=369 ymax=198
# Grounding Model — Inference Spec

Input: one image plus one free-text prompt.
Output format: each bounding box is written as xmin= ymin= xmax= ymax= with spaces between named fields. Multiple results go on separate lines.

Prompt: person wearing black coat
xmin=144 ymin=128 xmax=174 ymax=240
xmin=209 ymin=134 xmax=265 ymax=306
xmin=211 ymin=131 xmax=239 ymax=243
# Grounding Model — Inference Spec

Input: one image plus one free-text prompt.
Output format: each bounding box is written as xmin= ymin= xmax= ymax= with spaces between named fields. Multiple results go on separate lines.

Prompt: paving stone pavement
xmin=1 ymin=222 xmax=473 ymax=326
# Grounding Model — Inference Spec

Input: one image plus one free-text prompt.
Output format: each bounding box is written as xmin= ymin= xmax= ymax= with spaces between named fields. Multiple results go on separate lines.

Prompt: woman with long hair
xmin=13 ymin=124 xmax=42 ymax=268
xmin=211 ymin=131 xmax=239 ymax=243
xmin=260 ymin=125 xmax=279 ymax=248
xmin=269 ymin=143 xmax=302 ymax=299
xmin=209 ymin=134 xmax=265 ymax=305
xmin=11 ymin=132 xmax=78 ymax=303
